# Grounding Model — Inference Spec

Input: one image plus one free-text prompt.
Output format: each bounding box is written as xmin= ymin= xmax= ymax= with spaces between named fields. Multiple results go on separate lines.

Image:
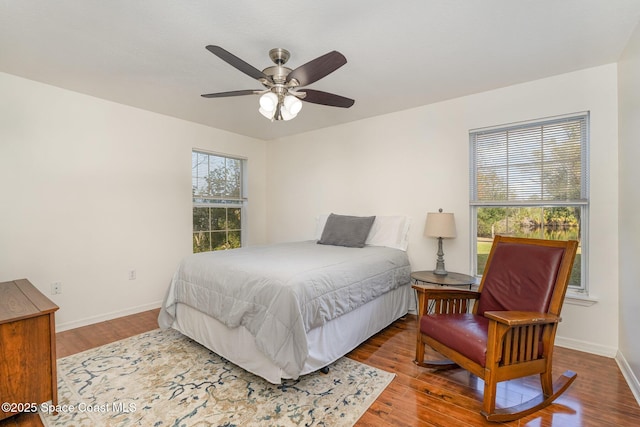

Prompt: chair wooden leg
xmin=415 ymin=334 xmax=425 ymax=365
xmin=482 ymin=369 xmax=498 ymax=416
xmin=540 ymin=369 xmax=554 ymax=396
xmin=413 ymin=334 xmax=460 ymax=369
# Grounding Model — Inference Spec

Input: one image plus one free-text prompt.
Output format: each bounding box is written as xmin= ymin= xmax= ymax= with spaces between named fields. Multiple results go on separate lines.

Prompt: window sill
xmin=565 ymin=292 xmax=598 ymax=307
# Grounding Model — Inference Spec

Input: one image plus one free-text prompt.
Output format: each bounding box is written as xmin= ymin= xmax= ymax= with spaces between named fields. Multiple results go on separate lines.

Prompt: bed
xmin=158 ymin=214 xmax=413 ymax=384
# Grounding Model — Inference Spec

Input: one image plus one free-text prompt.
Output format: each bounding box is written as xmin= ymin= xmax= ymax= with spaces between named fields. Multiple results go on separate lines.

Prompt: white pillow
xmin=315 ymin=214 xmax=411 ymax=251
xmin=315 ymin=214 xmax=330 ymax=240
xmin=367 ymin=215 xmax=411 ymax=250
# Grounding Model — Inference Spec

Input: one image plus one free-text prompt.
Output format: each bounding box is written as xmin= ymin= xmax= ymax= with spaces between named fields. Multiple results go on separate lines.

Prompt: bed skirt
xmin=171 ymin=284 xmax=414 ymax=384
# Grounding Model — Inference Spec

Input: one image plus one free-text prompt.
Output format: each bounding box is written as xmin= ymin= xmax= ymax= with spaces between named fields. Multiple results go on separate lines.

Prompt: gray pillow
xmin=318 ymin=213 xmax=376 ymax=248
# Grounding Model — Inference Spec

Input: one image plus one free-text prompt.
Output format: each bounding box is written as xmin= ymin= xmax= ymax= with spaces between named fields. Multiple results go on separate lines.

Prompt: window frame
xmin=469 ymin=112 xmax=590 ymax=293
xmin=192 ymin=149 xmax=247 ymax=253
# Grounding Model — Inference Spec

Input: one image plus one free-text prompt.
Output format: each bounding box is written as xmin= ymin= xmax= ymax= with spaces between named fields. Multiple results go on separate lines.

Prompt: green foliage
xmin=477 ymin=206 xmax=580 ymax=239
xmin=477 ymin=208 xmax=507 ymax=237
xmin=192 ymin=153 xmax=242 ymax=198
xmin=192 ymin=207 xmax=242 ymax=253
xmin=192 ymin=152 xmax=243 ymax=253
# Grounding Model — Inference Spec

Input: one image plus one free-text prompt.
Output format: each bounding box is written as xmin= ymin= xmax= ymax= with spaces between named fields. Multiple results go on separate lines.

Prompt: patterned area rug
xmin=39 ymin=328 xmax=394 ymax=426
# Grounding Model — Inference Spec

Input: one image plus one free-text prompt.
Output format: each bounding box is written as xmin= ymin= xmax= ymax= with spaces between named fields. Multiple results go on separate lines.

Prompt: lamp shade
xmin=424 ymin=211 xmax=456 ymax=239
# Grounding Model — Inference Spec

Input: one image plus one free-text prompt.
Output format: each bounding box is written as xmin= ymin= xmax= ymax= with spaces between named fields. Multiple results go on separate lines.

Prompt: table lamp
xmin=424 ymin=209 xmax=457 ymax=276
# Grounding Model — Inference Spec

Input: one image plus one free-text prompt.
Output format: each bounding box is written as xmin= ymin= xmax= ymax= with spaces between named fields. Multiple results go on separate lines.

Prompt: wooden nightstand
xmin=411 ymin=270 xmax=476 ymax=289
xmin=411 ymin=271 xmax=476 ymax=316
xmin=0 ymin=279 xmax=59 ymax=420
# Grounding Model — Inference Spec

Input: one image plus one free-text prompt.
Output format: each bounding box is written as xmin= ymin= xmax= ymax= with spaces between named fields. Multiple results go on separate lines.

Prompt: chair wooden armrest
xmin=483 ymin=311 xmax=561 ymax=326
xmin=413 ymin=286 xmax=481 ymax=316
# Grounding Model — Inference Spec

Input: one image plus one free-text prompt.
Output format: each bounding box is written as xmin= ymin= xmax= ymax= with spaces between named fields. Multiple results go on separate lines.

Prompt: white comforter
xmin=158 ymin=241 xmax=411 ymax=378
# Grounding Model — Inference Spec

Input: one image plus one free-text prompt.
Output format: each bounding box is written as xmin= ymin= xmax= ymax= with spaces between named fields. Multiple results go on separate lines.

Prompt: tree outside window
xmin=192 ymin=151 xmax=245 ymax=253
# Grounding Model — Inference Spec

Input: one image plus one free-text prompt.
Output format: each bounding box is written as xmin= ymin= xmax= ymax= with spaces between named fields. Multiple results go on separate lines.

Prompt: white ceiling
xmin=2 ymin=1 xmax=640 ymax=140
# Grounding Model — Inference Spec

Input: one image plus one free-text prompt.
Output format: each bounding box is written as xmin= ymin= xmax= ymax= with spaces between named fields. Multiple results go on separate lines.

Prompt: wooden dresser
xmin=0 ymin=279 xmax=59 ymax=420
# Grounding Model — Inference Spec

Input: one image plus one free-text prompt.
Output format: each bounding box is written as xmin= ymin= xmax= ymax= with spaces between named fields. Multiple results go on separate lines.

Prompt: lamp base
xmin=433 ymin=237 xmax=448 ymax=276
xmin=433 ymin=268 xmax=448 ymax=276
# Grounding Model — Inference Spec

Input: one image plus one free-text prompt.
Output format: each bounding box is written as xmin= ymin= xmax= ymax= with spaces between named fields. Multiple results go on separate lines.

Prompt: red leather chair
xmin=413 ymin=235 xmax=579 ymax=421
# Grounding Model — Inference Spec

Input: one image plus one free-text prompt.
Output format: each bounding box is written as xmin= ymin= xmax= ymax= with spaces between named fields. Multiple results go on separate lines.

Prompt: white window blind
xmin=470 ymin=113 xmax=588 ymax=206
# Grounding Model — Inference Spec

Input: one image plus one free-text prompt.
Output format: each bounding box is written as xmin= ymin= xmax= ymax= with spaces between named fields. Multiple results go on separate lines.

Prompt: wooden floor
xmin=2 ymin=309 xmax=639 ymax=426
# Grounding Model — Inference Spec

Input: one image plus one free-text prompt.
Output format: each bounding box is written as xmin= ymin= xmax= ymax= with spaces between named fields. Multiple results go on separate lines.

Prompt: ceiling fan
xmin=201 ymin=46 xmax=355 ymax=121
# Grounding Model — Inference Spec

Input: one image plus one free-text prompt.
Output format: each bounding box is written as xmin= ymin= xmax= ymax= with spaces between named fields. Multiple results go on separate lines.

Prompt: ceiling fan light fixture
xmin=258 ymin=92 xmax=301 ymax=121
xmin=259 ymin=92 xmax=278 ymax=112
xmin=259 ymin=107 xmax=275 ymax=120
xmin=280 ymin=108 xmax=296 ymax=121
xmin=283 ymin=95 xmax=302 ymax=116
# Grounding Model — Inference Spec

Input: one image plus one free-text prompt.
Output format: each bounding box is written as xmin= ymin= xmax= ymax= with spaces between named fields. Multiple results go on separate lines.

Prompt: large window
xmin=192 ymin=150 xmax=246 ymax=253
xmin=469 ymin=112 xmax=589 ymax=291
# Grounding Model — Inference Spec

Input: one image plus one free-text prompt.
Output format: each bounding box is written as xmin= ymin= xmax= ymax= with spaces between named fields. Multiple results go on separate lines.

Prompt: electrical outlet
xmin=128 ymin=269 xmax=136 ymax=280
xmin=51 ymin=282 xmax=62 ymax=295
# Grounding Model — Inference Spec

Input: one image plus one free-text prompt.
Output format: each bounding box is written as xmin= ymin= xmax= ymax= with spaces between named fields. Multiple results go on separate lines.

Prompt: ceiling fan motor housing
xmin=268 ymin=48 xmax=290 ymax=65
xmin=262 ymin=48 xmax=296 ymax=86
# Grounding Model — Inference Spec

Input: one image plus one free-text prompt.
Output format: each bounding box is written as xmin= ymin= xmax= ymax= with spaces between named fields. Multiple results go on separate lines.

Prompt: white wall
xmin=267 ymin=64 xmax=620 ymax=355
xmin=618 ymin=21 xmax=640 ymax=399
xmin=0 ymin=61 xmax=625 ymax=357
xmin=0 ymin=72 xmax=267 ymax=330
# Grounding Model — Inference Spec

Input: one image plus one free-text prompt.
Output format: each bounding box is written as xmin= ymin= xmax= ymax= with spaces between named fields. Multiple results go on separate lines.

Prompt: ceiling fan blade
xmin=299 ymin=89 xmax=355 ymax=108
xmin=201 ymin=89 xmax=259 ymax=98
xmin=286 ymin=51 xmax=347 ymax=87
xmin=205 ymin=45 xmax=268 ymax=81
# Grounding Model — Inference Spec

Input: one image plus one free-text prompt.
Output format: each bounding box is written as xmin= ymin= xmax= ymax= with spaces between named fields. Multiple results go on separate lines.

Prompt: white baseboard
xmin=615 ymin=351 xmax=640 ymax=405
xmin=55 ymin=300 xmax=163 ymax=332
xmin=555 ymin=336 xmax=618 ymax=358
xmin=556 ymin=336 xmax=640 ymax=406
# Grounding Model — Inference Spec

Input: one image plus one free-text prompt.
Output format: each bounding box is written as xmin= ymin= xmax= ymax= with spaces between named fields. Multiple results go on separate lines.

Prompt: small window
xmin=192 ymin=150 xmax=246 ymax=253
xmin=470 ymin=113 xmax=589 ymax=292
